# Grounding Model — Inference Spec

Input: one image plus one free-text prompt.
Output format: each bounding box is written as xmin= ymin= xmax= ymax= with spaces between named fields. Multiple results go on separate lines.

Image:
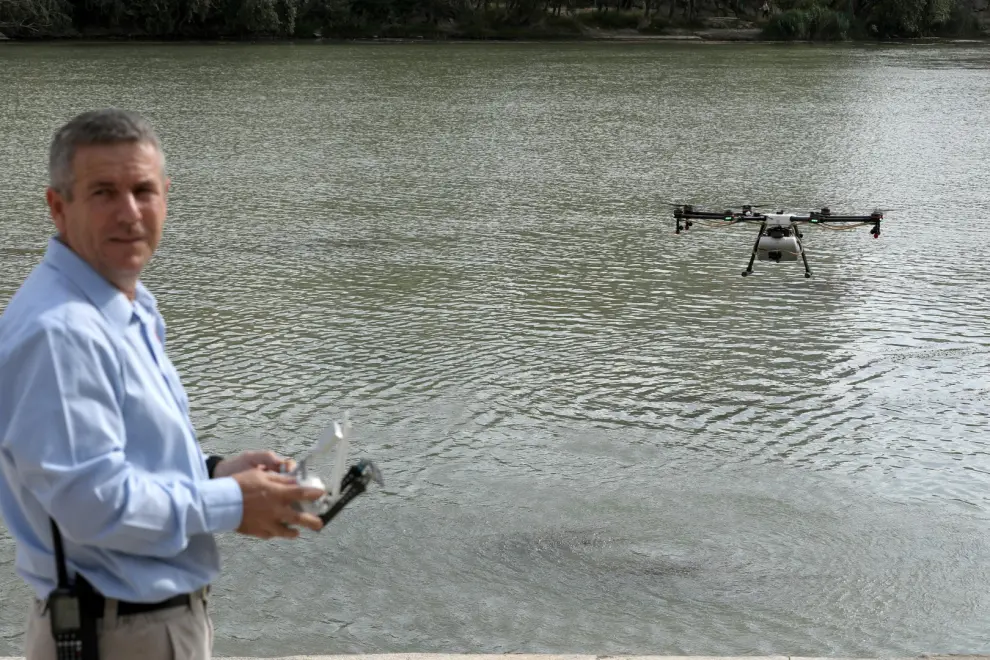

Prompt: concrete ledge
xmin=207 ymin=653 xmax=990 ymax=660
xmin=209 ymin=656 xmax=989 ymax=660
xmin=177 ymin=655 xmax=990 ymax=660
xmin=2 ymin=655 xmax=987 ymax=660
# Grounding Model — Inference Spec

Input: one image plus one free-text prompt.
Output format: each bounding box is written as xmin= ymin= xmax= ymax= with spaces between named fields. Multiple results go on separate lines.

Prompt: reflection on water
xmin=1 ymin=41 xmax=989 ymax=657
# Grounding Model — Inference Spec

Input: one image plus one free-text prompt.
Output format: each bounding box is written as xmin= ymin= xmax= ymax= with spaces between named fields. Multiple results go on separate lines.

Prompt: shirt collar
xmin=43 ymin=236 xmax=139 ymax=330
xmin=134 ymin=280 xmax=159 ymax=314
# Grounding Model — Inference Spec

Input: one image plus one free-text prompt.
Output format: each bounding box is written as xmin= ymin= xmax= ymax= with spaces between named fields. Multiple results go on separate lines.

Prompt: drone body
xmin=673 ymin=205 xmax=885 ymax=278
xmin=756 ymin=213 xmax=802 ymax=264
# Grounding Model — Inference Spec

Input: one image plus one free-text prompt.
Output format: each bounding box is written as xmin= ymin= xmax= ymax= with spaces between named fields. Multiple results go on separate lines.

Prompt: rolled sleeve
xmin=197 ymin=476 xmax=244 ymax=534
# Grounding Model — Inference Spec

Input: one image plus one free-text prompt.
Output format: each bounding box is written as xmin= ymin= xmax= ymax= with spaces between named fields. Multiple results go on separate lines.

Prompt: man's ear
xmin=46 ymin=187 xmax=67 ymax=236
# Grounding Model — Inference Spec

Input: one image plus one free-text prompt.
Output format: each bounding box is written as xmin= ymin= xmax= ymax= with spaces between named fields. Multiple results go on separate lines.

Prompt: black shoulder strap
xmin=49 ymin=517 xmax=100 ymax=660
xmin=49 ymin=518 xmax=70 ymax=589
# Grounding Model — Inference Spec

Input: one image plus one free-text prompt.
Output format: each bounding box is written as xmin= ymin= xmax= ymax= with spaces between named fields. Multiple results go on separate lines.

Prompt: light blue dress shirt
xmin=0 ymin=237 xmax=244 ymax=602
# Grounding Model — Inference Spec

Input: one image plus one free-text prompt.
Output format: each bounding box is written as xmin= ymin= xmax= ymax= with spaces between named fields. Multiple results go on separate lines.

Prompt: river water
xmin=1 ymin=40 xmax=989 ymax=657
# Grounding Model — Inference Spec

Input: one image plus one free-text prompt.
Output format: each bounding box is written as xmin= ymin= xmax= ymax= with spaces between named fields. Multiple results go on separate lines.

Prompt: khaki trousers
xmin=24 ymin=588 xmax=213 ymax=660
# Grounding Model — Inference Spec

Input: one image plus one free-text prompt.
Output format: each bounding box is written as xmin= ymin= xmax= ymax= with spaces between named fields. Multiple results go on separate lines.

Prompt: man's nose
xmin=116 ymin=192 xmax=142 ymax=224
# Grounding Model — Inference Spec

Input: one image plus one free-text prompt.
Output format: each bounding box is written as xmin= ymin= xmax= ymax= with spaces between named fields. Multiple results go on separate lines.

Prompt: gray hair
xmin=49 ymin=108 xmax=166 ymax=198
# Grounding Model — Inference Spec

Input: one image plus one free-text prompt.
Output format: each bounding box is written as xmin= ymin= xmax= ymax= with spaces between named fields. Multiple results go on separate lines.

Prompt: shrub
xmin=762 ymin=4 xmax=849 ymax=39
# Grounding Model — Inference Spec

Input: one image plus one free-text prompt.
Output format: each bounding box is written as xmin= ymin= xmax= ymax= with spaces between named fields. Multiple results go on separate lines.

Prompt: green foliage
xmin=766 ymin=0 xmax=975 ymax=38
xmin=762 ymin=8 xmax=806 ymax=36
xmin=637 ymin=15 xmax=669 ymax=31
xmin=542 ymin=13 xmax=583 ymax=31
xmin=0 ymin=0 xmax=978 ymax=39
xmin=807 ymin=3 xmax=850 ymax=37
xmin=866 ymin=0 xmax=953 ymax=35
xmin=574 ymin=8 xmax=640 ymax=28
xmin=761 ymin=3 xmax=850 ymax=39
xmin=0 ymin=0 xmax=71 ymax=36
xmin=936 ymin=0 xmax=981 ymax=34
xmin=234 ymin=0 xmax=280 ymax=33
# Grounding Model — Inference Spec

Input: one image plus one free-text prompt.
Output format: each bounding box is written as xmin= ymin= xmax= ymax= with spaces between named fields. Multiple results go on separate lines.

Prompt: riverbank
xmin=2 ymin=6 xmax=987 ymax=43
xmin=3 ymin=28 xmax=990 ymax=42
xmin=2 ymin=27 xmax=988 ymax=43
xmin=0 ymin=16 xmax=761 ymax=43
xmin=0 ymin=27 xmax=766 ymax=42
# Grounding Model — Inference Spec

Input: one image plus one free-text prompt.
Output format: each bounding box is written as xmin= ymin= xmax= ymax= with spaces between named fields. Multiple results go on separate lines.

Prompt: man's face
xmin=46 ymin=141 xmax=169 ymax=297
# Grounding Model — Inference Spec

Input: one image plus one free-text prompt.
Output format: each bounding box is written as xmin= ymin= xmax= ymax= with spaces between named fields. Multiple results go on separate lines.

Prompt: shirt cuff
xmin=199 ymin=476 xmax=244 ymax=534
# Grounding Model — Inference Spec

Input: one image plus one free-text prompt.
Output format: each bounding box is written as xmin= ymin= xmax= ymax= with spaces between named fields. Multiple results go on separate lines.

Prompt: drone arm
xmin=807 ymin=215 xmax=881 ymax=222
xmin=805 ymin=213 xmax=883 ymax=237
xmin=675 ymin=210 xmax=756 ymax=221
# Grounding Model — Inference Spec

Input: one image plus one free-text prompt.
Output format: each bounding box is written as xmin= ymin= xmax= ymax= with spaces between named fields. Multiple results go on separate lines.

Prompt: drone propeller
xmin=664 ymin=201 xmax=772 ymax=212
xmin=732 ymin=202 xmax=773 ymax=209
xmin=659 ymin=200 xmax=704 ymax=209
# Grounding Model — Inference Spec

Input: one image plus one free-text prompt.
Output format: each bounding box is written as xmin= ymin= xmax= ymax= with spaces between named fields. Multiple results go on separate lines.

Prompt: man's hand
xmin=213 ymin=450 xmax=297 ymax=479
xmin=231 ymin=468 xmax=326 ymax=539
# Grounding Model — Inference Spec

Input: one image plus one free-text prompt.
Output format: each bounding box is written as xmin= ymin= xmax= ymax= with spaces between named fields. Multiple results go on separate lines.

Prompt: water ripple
xmin=1 ymin=41 xmax=990 ymax=657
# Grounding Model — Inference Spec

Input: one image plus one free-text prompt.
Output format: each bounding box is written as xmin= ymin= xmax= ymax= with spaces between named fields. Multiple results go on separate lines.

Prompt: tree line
xmin=0 ymin=0 xmax=982 ymax=41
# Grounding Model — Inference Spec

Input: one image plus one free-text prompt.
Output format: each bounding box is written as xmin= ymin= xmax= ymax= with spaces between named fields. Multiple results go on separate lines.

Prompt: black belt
xmin=68 ymin=574 xmax=208 ymax=619
xmin=90 ymin=592 xmax=193 ymax=618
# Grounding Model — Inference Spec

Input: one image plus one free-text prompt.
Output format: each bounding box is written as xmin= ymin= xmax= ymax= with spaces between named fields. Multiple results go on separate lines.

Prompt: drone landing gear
xmin=741 ymin=221 xmax=813 ymax=278
xmin=793 ymin=224 xmax=812 ymax=278
xmin=742 ymin=221 xmax=766 ymax=277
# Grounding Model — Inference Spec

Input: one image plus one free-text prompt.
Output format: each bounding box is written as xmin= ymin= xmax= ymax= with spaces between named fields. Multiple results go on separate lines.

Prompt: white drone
xmin=673 ymin=204 xmax=888 ymax=277
xmin=282 ymin=412 xmax=383 ymax=529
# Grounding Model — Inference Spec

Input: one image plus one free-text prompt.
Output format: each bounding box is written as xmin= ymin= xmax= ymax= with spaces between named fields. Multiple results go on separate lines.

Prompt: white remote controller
xmin=286 ymin=413 xmax=352 ymax=516
xmin=294 ymin=475 xmax=331 ymax=516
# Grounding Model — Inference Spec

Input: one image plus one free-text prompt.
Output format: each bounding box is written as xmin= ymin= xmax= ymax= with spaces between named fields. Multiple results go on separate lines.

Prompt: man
xmin=0 ymin=108 xmax=327 ymax=659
